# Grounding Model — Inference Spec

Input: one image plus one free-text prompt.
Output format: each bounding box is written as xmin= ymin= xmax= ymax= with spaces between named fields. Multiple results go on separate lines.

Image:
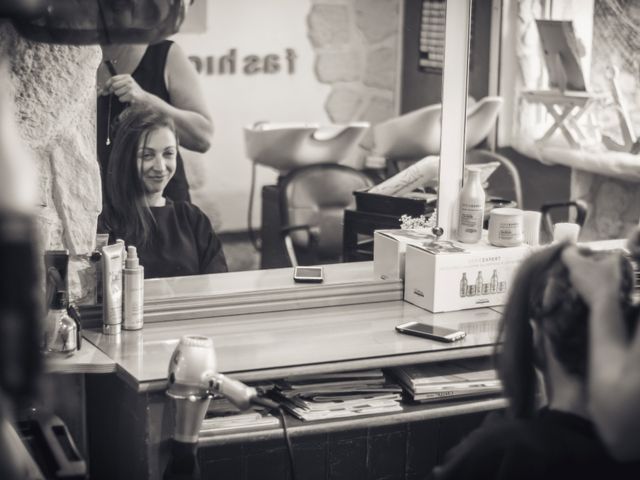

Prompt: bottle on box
xmin=457 ymin=166 xmax=486 ymax=243
xmin=123 ymin=246 xmax=144 ymax=330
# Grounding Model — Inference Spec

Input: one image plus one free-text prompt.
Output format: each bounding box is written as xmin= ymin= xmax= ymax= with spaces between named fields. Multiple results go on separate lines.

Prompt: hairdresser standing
xmin=563 ymin=231 xmax=640 ymax=461
xmin=97 ymin=38 xmax=213 ymax=203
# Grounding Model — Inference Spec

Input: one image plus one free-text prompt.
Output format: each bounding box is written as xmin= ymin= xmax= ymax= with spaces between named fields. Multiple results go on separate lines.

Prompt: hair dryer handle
xmin=211 ymin=374 xmax=258 ymax=411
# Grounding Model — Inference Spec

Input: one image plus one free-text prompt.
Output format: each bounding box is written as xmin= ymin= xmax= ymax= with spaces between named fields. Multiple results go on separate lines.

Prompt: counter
xmin=81 ymin=262 xmax=505 ymax=479
xmin=45 ymin=339 xmax=116 ymax=375
xmin=84 ymin=300 xmax=500 ymax=391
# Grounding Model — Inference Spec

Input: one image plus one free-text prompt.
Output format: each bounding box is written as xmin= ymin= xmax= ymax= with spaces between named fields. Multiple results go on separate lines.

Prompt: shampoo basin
xmin=244 ymin=121 xmax=370 ymax=173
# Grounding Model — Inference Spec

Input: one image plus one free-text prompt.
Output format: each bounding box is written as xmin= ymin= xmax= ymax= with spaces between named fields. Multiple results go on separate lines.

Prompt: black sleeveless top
xmin=97 ymin=40 xmax=190 ymax=203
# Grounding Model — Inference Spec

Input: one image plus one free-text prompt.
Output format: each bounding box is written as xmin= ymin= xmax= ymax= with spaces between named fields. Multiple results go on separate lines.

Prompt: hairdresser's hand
xmin=104 ymin=74 xmax=151 ymax=105
xmin=565 ymin=240 xmax=640 ymax=461
xmin=561 ymin=246 xmax=623 ymax=308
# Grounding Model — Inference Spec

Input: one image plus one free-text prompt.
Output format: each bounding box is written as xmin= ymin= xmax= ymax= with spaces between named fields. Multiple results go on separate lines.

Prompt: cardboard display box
xmin=373 ymin=229 xmax=435 ymax=280
xmin=403 ymin=233 xmax=531 ymax=313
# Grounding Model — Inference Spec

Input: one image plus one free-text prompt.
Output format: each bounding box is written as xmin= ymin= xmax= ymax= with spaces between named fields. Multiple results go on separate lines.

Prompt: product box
xmin=404 ymin=232 xmax=532 ymax=313
xmin=373 ymin=229 xmax=435 ymax=280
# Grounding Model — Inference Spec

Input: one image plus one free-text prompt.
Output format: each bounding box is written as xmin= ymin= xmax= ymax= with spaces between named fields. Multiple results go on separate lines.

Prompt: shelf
xmin=198 ymin=396 xmax=506 ymax=446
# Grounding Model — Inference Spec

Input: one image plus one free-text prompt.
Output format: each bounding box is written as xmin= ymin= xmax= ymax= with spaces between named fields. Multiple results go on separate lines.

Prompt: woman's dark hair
xmin=497 ymin=244 xmax=636 ymax=419
xmin=102 ymin=105 xmax=177 ymax=246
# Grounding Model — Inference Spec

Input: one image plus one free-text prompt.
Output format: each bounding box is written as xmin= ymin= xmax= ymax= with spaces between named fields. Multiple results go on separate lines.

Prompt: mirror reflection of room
xmin=97 ymin=0 xmax=450 ymax=276
xmin=95 ymin=0 xmax=548 ymax=278
xmin=490 ymin=0 xmax=640 ymax=244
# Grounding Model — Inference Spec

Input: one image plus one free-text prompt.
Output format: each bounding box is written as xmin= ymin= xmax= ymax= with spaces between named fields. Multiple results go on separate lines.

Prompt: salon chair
xmin=278 ymin=164 xmax=373 ymax=267
xmin=540 ymin=200 xmax=589 ymax=242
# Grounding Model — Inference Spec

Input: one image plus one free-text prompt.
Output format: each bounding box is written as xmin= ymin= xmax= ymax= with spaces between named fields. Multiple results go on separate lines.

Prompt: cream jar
xmin=488 ymin=208 xmax=524 ymax=247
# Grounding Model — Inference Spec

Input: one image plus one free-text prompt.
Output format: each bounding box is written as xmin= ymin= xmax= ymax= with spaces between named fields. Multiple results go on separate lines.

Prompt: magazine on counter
xmin=274 ymin=369 xmax=404 ymax=421
xmin=389 ymin=358 xmax=502 ymax=402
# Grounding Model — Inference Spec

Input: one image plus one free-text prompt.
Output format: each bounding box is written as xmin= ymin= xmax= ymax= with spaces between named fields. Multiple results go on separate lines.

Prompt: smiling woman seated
xmin=99 ymin=105 xmax=227 ymax=279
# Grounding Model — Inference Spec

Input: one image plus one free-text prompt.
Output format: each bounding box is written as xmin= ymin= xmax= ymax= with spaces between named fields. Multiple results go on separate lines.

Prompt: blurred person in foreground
xmin=431 ymin=243 xmax=640 ymax=480
xmin=0 ymin=59 xmax=44 ymax=479
xmin=563 ymin=230 xmax=640 ymax=461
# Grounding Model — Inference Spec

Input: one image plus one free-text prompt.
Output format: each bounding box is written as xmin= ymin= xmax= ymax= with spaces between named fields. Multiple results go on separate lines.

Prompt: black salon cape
xmin=430 ymin=409 xmax=640 ymax=480
xmin=102 ymin=201 xmax=227 ymax=279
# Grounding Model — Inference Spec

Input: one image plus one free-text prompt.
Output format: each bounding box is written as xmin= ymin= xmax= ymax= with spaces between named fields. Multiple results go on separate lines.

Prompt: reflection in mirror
xmin=468 ymin=0 xmax=640 ymax=244
xmin=99 ymin=106 xmax=228 ymax=279
xmin=99 ymin=0 xmax=451 ymax=276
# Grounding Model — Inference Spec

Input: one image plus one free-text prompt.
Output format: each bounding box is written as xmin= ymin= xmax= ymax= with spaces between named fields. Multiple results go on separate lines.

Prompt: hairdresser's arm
xmin=105 ymin=44 xmax=213 ymax=153
xmin=563 ymin=246 xmax=640 ymax=461
xmin=162 ymin=42 xmax=213 ymax=152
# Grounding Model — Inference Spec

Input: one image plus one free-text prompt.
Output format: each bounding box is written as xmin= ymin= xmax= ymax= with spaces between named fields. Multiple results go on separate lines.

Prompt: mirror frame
xmin=436 ymin=0 xmax=472 ymax=240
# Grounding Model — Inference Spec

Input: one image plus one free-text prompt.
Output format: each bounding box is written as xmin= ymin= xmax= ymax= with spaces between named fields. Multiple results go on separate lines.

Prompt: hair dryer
xmin=164 ymin=335 xmax=277 ymax=479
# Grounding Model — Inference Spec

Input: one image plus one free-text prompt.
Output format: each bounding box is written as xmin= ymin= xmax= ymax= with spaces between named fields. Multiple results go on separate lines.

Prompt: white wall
xmin=174 ymin=0 xmax=331 ymax=232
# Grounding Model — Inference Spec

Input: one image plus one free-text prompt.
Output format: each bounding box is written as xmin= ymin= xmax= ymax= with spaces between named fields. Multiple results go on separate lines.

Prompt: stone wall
xmin=0 ymin=22 xmax=102 ymax=303
xmin=591 ymin=0 xmax=640 ymax=144
xmin=571 ymin=169 xmax=640 ymax=241
xmin=307 ymin=0 xmax=401 ymax=155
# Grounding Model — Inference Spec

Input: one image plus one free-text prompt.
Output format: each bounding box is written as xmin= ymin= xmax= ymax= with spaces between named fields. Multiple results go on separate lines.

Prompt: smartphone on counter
xmin=395 ymin=321 xmax=466 ymax=342
xmin=293 ymin=266 xmax=324 ymax=283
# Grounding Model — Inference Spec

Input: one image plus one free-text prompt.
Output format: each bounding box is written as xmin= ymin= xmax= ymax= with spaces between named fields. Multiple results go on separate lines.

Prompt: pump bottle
xmin=457 ymin=167 xmax=485 ymax=243
xmin=123 ymin=246 xmax=144 ymax=330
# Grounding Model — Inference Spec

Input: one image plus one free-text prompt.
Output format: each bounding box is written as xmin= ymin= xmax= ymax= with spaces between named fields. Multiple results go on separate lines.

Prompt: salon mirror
xmin=461 ymin=0 xmax=640 ymax=243
xmin=145 ymin=0 xmax=455 ymax=274
xmin=460 ymin=0 xmax=566 ymax=221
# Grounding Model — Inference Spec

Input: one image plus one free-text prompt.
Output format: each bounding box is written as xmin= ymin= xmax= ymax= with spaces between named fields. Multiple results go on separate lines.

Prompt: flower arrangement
xmin=399 ymin=211 xmax=437 ymax=230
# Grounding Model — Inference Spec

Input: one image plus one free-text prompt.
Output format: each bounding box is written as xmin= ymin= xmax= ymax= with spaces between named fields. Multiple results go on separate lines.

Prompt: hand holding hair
xmin=561 ymin=246 xmax=624 ymax=308
xmin=563 ymin=234 xmax=640 ymax=461
xmin=105 ymin=74 xmax=151 ymax=105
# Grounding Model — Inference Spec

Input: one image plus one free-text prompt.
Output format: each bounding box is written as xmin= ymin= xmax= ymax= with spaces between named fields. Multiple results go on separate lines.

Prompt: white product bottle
xmin=457 ymin=167 xmax=486 ymax=243
xmin=123 ymin=246 xmax=144 ymax=330
xmin=460 ymin=273 xmax=468 ymax=298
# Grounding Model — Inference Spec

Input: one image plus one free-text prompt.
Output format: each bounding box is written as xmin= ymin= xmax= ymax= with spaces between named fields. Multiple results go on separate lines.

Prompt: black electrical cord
xmin=250 ymin=396 xmax=297 ymax=480
xmin=246 ymin=161 xmax=261 ymax=252
xmin=277 ymin=406 xmax=297 ymax=480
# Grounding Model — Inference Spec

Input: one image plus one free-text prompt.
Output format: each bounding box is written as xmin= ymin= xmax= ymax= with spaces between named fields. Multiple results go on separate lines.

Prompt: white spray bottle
xmin=457 ymin=166 xmax=485 ymax=243
xmin=123 ymin=246 xmax=144 ymax=330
